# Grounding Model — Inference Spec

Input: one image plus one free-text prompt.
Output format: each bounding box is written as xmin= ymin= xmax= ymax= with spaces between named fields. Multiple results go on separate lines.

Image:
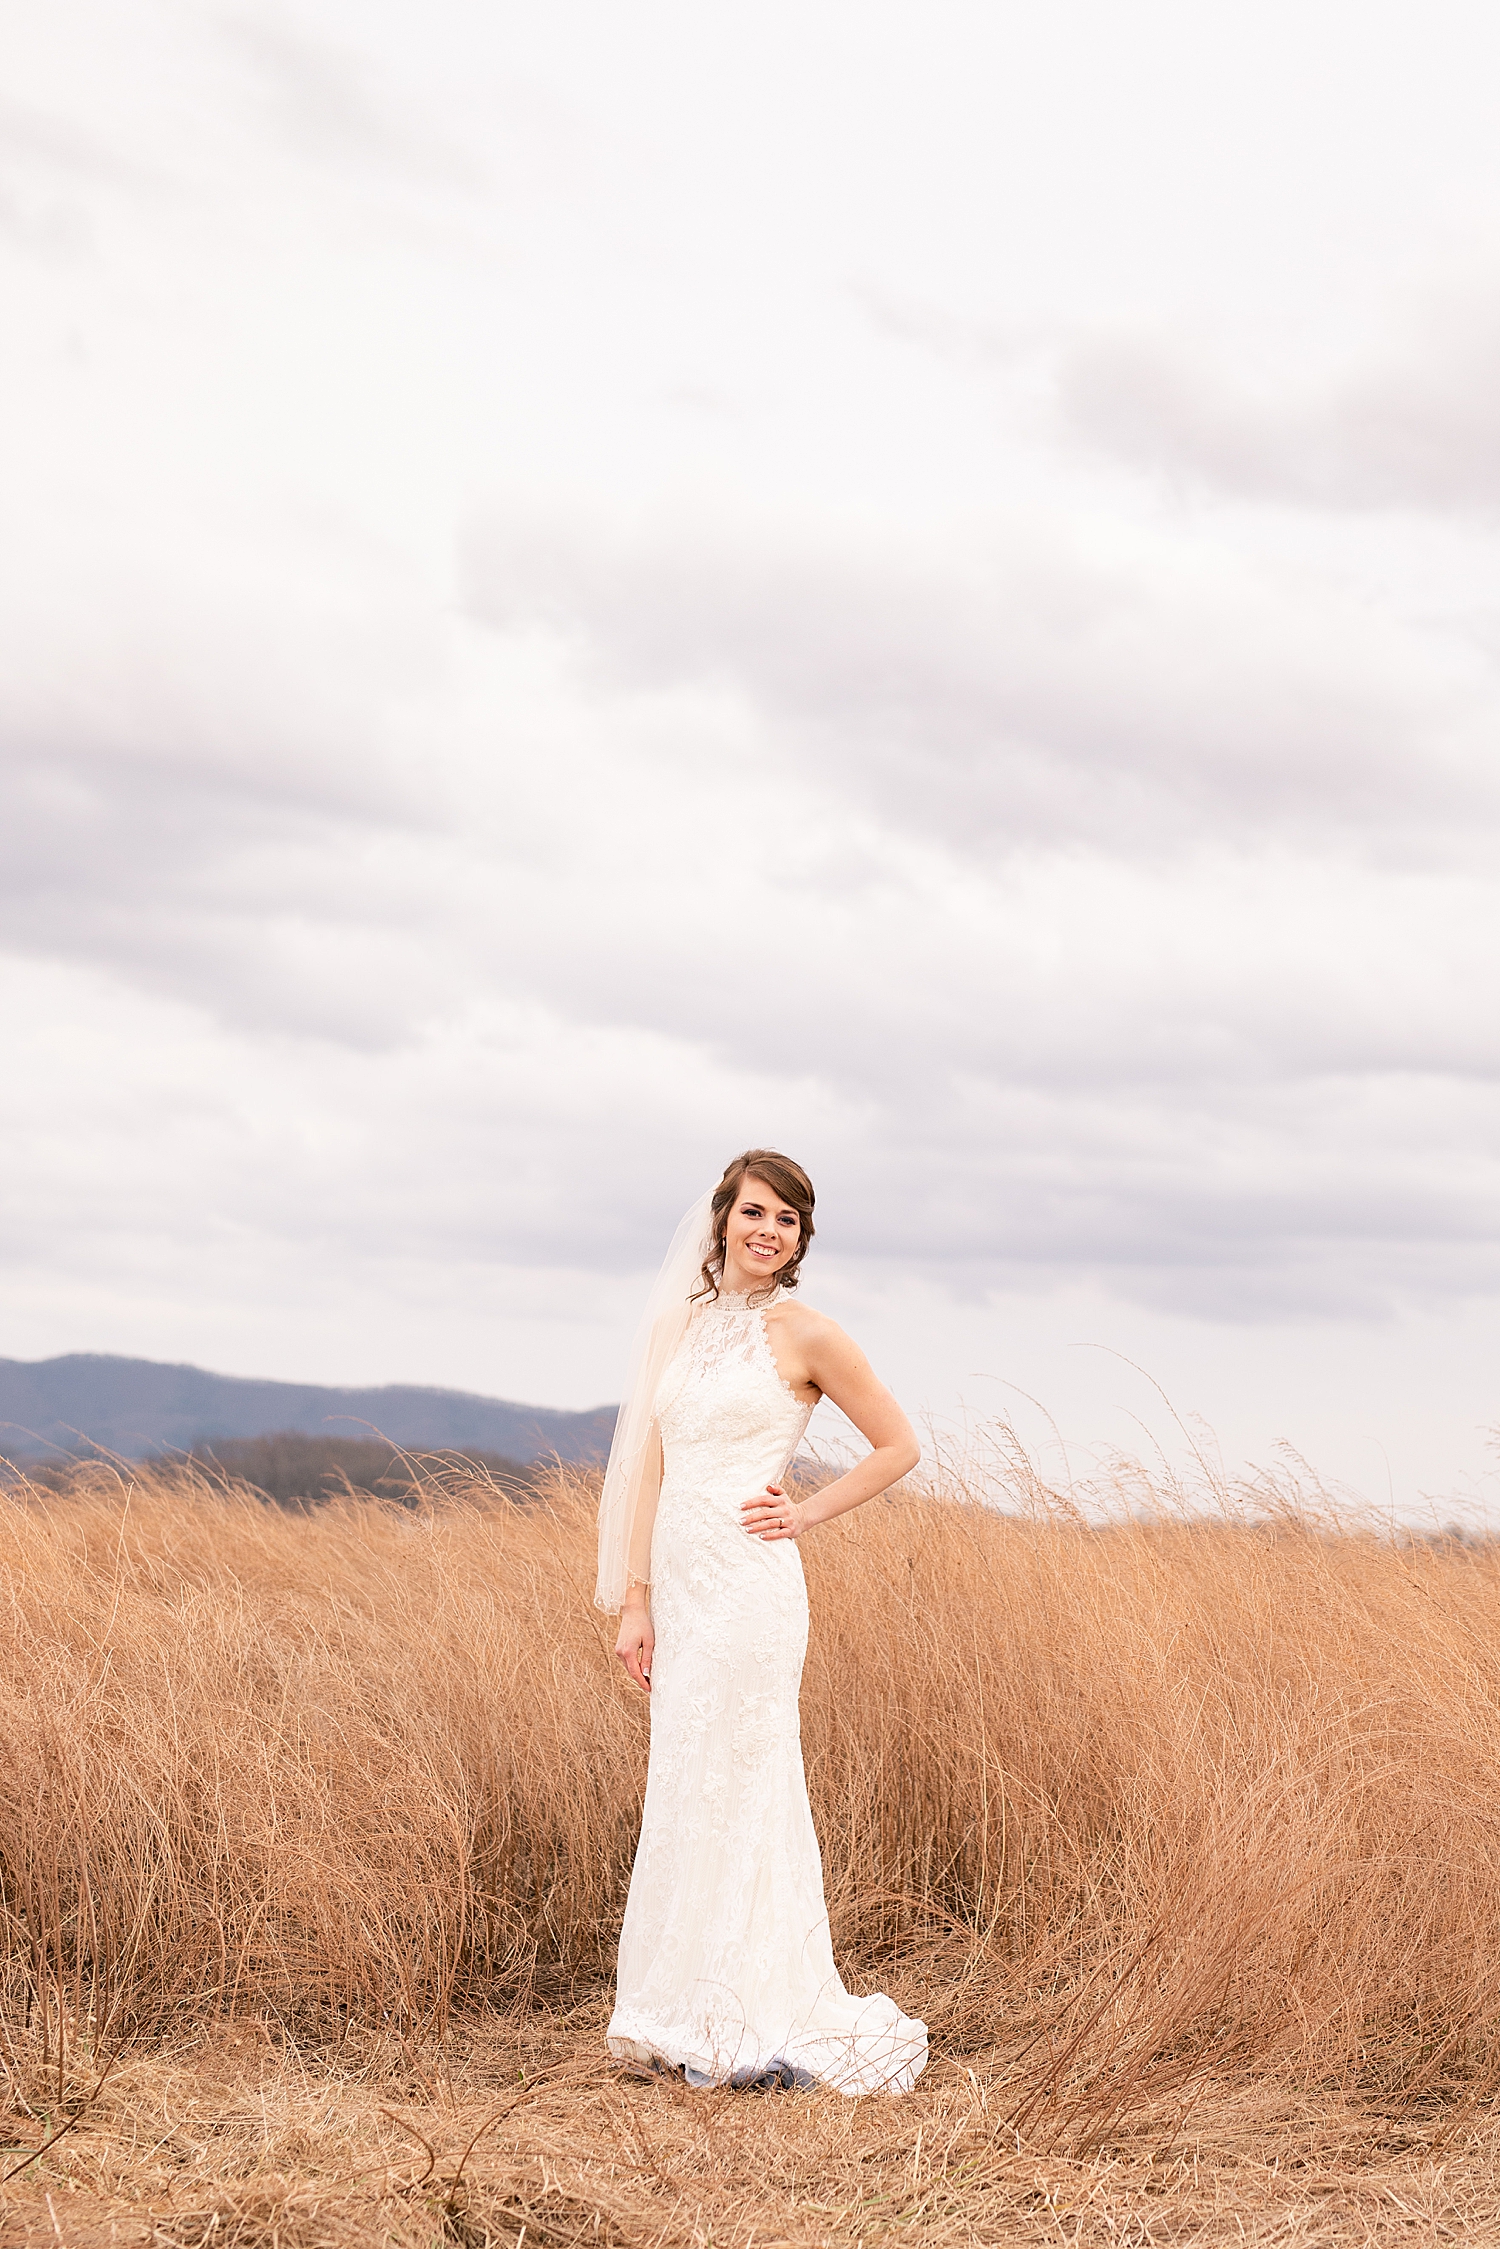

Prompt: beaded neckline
xmin=698 ymin=1282 xmax=783 ymax=1314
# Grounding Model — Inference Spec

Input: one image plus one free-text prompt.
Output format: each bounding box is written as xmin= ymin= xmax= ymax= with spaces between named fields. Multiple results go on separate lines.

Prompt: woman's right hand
xmin=615 ymin=1598 xmax=654 ymax=1695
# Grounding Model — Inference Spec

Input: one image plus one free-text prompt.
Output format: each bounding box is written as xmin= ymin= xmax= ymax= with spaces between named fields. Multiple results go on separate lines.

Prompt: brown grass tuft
xmin=4 ymin=1443 xmax=1500 ymax=2240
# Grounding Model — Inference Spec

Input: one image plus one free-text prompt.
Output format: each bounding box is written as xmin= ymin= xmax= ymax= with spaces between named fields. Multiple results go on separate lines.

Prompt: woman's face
xmin=722 ymin=1176 xmax=801 ymax=1290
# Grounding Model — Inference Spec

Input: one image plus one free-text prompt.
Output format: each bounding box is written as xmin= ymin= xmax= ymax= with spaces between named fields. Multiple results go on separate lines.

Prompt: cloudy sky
xmin=4 ymin=0 xmax=1500 ymax=1508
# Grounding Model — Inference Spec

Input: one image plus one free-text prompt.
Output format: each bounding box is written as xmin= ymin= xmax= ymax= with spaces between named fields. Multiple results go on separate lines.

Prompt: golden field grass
xmin=3 ymin=1443 xmax=1500 ymax=2245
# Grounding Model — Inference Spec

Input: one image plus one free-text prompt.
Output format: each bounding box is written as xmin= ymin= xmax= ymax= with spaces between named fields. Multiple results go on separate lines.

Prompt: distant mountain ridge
xmin=0 ymin=1354 xmax=617 ymax=1465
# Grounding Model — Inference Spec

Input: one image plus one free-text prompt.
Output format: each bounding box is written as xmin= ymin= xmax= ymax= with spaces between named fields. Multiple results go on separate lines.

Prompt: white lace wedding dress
xmin=606 ymin=1287 xmax=928 ymax=2094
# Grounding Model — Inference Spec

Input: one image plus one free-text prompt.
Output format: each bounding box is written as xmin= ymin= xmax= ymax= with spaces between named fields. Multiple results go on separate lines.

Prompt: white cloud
xmin=3 ymin=0 xmax=1500 ymax=1504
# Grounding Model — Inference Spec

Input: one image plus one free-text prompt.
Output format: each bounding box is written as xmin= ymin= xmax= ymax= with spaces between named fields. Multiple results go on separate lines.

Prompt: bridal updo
xmin=695 ymin=1148 xmax=816 ymax=1302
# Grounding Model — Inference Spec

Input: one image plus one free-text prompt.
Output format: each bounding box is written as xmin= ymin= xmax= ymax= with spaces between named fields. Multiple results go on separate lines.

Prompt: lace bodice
xmin=655 ymin=1287 xmax=812 ymax=1457
xmin=648 ymin=1286 xmax=814 ymax=1610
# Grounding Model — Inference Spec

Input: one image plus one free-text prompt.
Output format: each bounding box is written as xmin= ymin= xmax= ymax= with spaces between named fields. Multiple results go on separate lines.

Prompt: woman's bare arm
xmin=742 ymin=1313 xmax=918 ymax=1543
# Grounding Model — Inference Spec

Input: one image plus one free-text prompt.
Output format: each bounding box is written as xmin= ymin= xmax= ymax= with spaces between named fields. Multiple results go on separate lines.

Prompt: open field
xmin=3 ymin=1448 xmax=1500 ymax=2244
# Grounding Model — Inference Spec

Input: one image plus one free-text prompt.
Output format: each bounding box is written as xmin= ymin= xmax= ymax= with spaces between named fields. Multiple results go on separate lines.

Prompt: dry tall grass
xmin=4 ymin=1446 xmax=1500 ymax=2243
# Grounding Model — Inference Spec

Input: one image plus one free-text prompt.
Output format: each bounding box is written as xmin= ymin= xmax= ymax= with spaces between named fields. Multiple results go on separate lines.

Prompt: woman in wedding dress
xmin=598 ymin=1149 xmax=928 ymax=2094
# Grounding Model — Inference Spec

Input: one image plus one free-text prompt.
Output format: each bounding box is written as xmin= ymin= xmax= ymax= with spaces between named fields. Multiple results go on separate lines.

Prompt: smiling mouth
xmin=748 ymin=1244 xmax=779 ymax=1259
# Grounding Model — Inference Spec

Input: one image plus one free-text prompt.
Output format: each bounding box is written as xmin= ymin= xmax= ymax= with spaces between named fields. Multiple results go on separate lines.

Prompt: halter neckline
xmin=703 ymin=1282 xmax=782 ymax=1310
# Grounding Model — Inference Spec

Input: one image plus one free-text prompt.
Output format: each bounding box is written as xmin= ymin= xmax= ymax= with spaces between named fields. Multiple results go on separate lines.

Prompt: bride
xmin=598 ymin=1148 xmax=928 ymax=2093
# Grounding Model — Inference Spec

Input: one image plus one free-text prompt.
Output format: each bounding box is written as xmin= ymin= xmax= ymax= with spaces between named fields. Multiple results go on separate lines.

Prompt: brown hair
xmin=694 ymin=1149 xmax=816 ymax=1304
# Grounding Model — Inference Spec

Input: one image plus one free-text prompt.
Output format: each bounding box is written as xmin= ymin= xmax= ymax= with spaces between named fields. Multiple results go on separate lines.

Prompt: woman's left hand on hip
xmin=741 ymin=1483 xmax=804 ymax=1541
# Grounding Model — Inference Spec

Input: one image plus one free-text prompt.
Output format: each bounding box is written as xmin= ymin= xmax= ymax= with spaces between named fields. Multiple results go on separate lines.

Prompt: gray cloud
xmin=0 ymin=728 xmax=432 ymax=1044
xmin=0 ymin=93 xmax=170 ymax=195
xmin=462 ymin=509 xmax=1500 ymax=863
xmin=0 ymin=93 xmax=169 ymax=259
xmin=220 ymin=13 xmax=479 ymax=185
xmin=5 ymin=490 xmax=1498 ymax=1328
xmin=1057 ymin=303 xmax=1500 ymax=514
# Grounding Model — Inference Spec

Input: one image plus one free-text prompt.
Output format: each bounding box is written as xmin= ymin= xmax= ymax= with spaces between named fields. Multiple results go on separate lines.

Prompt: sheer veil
xmin=595 ymin=1187 xmax=715 ymax=1612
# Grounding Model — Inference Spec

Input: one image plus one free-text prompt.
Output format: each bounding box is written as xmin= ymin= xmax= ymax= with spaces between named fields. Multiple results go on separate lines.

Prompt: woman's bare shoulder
xmin=766 ymin=1299 xmax=849 ymax=1350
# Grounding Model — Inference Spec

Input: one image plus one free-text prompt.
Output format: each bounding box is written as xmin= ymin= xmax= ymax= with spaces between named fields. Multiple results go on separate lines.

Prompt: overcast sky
xmin=4 ymin=0 xmax=1500 ymax=1509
